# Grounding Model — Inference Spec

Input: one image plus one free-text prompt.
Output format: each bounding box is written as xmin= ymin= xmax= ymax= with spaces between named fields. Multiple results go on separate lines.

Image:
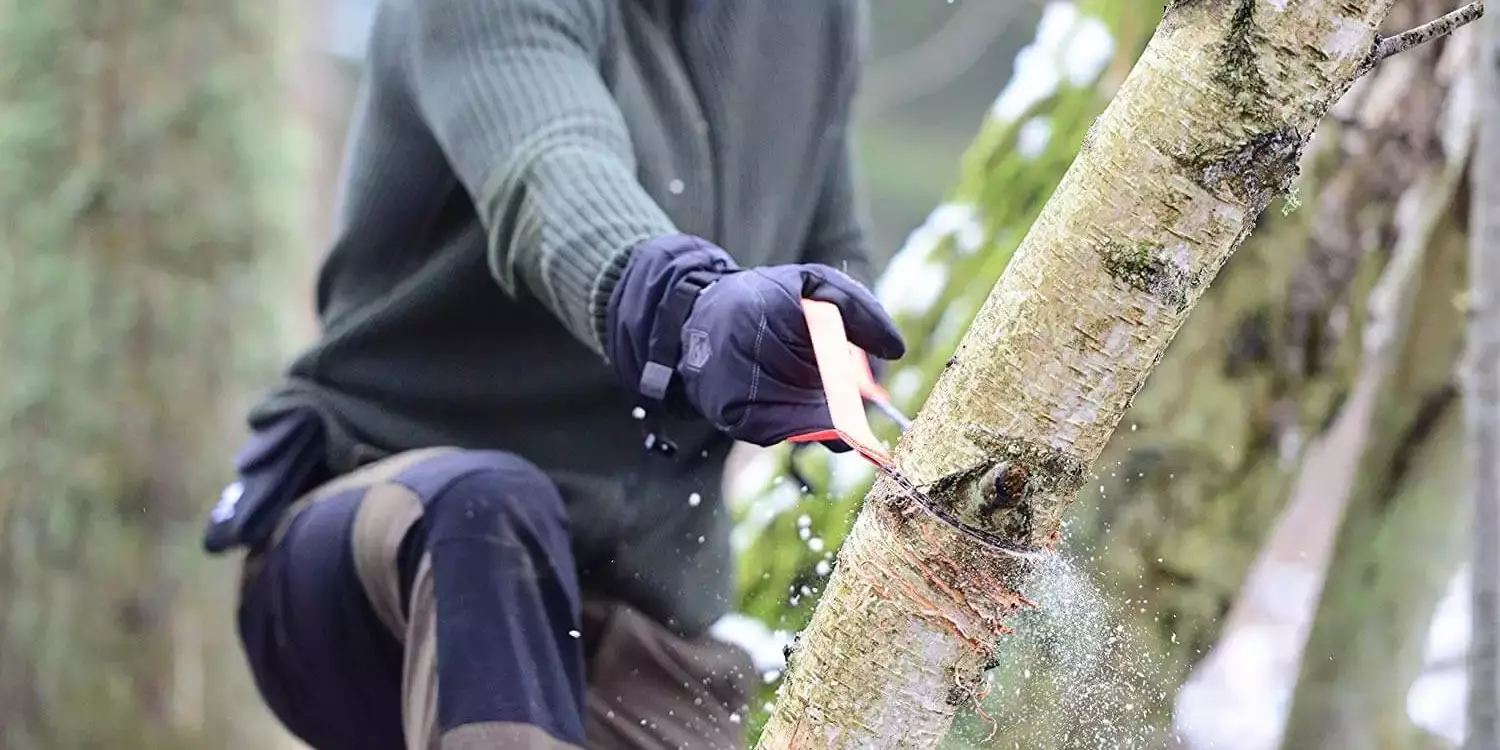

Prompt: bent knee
xmin=399 ymin=450 xmax=566 ymax=535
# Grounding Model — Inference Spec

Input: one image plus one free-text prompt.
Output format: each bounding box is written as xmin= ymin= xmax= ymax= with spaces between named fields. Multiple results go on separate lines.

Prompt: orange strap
xmin=849 ymin=341 xmax=893 ymax=405
xmin=786 ymin=299 xmax=894 ymax=468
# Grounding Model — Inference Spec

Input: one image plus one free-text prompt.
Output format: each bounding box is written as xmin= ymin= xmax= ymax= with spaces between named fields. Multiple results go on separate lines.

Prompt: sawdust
xmin=947 ymin=521 xmax=1175 ymax=749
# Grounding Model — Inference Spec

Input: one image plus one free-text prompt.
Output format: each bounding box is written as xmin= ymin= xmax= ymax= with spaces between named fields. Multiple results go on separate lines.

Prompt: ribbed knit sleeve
xmin=394 ymin=0 xmax=678 ymax=354
xmin=799 ymin=0 xmax=877 ymax=290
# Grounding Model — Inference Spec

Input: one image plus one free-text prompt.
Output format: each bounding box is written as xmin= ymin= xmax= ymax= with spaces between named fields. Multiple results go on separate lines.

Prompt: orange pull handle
xmin=786 ymin=299 xmax=894 ymax=468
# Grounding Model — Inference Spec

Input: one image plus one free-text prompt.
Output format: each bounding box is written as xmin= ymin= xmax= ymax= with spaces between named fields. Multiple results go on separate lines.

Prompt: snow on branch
xmin=1374 ymin=2 xmax=1484 ymax=63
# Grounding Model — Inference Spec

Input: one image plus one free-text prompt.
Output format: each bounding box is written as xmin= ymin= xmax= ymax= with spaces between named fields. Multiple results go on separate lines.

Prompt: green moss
xmin=1099 ymin=241 xmax=1195 ymax=309
xmin=1212 ymin=0 xmax=1271 ymax=123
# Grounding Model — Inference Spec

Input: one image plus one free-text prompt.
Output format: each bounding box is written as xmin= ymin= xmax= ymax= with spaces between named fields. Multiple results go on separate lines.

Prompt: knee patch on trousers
xmin=392 ymin=449 xmax=588 ymax=746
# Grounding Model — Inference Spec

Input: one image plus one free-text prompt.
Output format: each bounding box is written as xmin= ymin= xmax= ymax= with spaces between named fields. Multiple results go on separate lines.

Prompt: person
xmin=202 ymin=0 xmax=906 ymax=748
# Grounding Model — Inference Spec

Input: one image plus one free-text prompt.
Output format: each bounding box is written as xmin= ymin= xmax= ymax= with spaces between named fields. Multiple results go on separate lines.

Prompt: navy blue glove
xmin=606 ymin=234 xmax=905 ymax=448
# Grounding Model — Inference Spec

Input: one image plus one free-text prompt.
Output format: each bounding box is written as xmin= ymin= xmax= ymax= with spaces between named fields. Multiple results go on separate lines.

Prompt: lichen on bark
xmin=1098 ymin=240 xmax=1202 ymax=310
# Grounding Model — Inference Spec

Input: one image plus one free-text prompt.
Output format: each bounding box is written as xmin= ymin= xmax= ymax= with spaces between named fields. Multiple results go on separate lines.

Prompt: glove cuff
xmin=605 ymin=234 xmax=738 ymax=410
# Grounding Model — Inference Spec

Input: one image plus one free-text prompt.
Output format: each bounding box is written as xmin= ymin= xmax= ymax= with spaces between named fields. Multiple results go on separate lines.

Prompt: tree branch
xmin=1375 ymin=2 xmax=1484 ymax=62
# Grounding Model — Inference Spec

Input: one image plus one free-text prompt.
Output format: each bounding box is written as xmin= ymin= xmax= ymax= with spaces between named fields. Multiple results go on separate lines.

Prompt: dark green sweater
xmin=250 ymin=0 xmax=877 ymax=637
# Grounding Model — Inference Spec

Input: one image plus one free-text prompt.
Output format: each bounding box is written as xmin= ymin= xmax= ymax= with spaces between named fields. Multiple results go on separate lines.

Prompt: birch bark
xmin=757 ymin=2 xmax=1434 ymax=746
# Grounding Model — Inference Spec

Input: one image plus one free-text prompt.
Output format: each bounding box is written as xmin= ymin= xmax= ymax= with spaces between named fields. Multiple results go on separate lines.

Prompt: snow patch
xmin=875 ymin=245 xmax=948 ymax=317
xmin=932 ymin=300 xmax=976 ymax=346
xmin=888 ymin=367 xmax=925 ymax=405
xmin=875 ymin=202 xmax=984 ymax=315
xmin=324 ymin=0 xmax=377 ymax=62
xmin=1410 ymin=671 xmax=1465 ymax=745
xmin=827 ymin=449 xmax=877 ymax=497
xmin=991 ymin=3 xmax=1115 ymax=122
xmin=1424 ymin=567 xmax=1471 ymax=666
xmin=730 ymin=481 xmax=802 ymax=553
xmin=726 ymin=448 xmax=783 ymax=507
xmin=708 ymin=613 xmax=792 ymax=673
xmin=1017 ymin=116 xmax=1054 ymax=158
xmin=1407 ymin=566 xmax=1469 ymax=745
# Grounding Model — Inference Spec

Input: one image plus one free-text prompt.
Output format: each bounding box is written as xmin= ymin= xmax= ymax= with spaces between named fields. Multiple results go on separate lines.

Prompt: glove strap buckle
xmin=636 ymin=268 xmax=725 ymax=457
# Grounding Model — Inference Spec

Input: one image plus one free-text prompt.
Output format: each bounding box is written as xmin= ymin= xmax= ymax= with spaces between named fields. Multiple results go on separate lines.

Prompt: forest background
xmin=0 ymin=1 xmax=1485 ymax=749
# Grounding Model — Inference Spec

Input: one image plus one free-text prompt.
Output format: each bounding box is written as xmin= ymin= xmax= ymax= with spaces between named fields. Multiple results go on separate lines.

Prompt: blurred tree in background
xmin=0 ymin=1 xmax=313 ymax=748
xmin=1279 ymin=1 xmax=1476 ymax=745
xmin=855 ymin=0 xmax=1043 ymax=265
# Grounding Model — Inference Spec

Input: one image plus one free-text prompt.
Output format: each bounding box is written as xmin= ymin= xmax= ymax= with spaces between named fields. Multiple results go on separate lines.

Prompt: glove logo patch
xmin=684 ymin=328 xmax=712 ymax=372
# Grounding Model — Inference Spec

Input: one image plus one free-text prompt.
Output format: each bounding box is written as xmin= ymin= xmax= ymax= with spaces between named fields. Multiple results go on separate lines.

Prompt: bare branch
xmin=1375 ymin=1 xmax=1484 ymax=62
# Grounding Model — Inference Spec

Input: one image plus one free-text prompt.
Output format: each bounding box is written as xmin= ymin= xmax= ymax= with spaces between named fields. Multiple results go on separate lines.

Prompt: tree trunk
xmin=739 ymin=3 xmax=1478 ymax=746
xmin=734 ymin=3 xmax=1324 ymax=743
xmin=1466 ymin=0 xmax=1500 ymax=745
xmin=0 ymin=2 xmax=311 ymax=748
xmin=730 ymin=2 xmax=1160 ymax=740
xmin=755 ymin=3 xmax=1421 ymax=747
xmin=1159 ymin=4 xmax=1477 ymax=747
xmin=1275 ymin=9 xmax=1480 ymax=746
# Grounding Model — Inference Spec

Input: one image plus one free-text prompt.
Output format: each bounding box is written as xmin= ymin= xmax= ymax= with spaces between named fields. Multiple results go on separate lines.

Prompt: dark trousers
xmin=236 ymin=447 xmax=754 ymax=750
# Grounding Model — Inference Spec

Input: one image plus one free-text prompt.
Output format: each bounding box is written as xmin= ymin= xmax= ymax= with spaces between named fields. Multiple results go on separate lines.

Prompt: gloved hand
xmin=606 ymin=234 xmax=905 ymax=448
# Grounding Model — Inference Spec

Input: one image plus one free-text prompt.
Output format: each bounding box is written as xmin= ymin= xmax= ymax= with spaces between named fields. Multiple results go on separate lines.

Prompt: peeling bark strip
xmin=756 ymin=2 xmax=1484 ymax=748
